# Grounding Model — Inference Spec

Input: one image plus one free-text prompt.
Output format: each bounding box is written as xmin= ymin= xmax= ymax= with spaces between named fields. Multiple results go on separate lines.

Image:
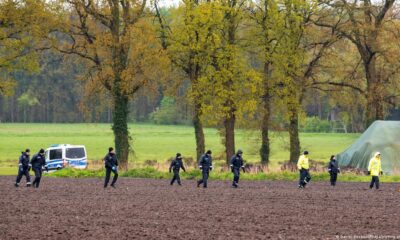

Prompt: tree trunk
xmin=108 ymin=106 xmax=112 ymax=123
xmin=109 ymin=1 xmax=131 ymax=168
xmin=260 ymin=63 xmax=271 ymax=165
xmin=11 ymin=96 xmax=15 ymax=122
xmin=375 ymin=97 xmax=384 ymax=120
xmin=46 ymin=93 xmax=49 ymax=122
xmin=224 ymin=1 xmax=237 ymax=165
xmin=193 ymin=103 xmax=205 ymax=161
xmin=112 ymin=93 xmax=130 ymax=169
xmin=224 ymin=112 xmax=236 ymax=164
xmin=364 ymin=55 xmax=384 ymax=127
xmin=23 ymin=105 xmax=27 ymax=123
xmin=289 ymin=108 xmax=300 ymax=163
xmin=260 ymin=99 xmax=271 ymax=165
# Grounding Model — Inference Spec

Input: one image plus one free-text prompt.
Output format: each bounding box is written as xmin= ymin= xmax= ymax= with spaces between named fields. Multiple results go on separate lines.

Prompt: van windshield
xmin=66 ymin=148 xmax=85 ymax=159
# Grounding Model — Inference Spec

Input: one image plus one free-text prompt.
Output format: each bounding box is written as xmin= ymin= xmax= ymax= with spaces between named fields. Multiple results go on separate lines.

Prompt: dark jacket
xmin=104 ymin=153 xmax=118 ymax=168
xmin=199 ymin=154 xmax=213 ymax=171
xmin=30 ymin=154 xmax=46 ymax=169
xmin=169 ymin=157 xmax=186 ymax=172
xmin=328 ymin=159 xmax=340 ymax=174
xmin=19 ymin=153 xmax=30 ymax=167
xmin=230 ymin=154 xmax=244 ymax=169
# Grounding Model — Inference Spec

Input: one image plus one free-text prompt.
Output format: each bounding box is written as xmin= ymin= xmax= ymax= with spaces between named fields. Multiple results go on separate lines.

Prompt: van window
xmin=49 ymin=149 xmax=62 ymax=160
xmin=66 ymin=148 xmax=85 ymax=159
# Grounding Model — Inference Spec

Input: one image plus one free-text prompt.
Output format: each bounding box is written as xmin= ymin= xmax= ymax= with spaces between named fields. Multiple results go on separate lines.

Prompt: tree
xmin=155 ymin=0 xmax=224 ymax=161
xmin=207 ymin=0 xmax=261 ymax=163
xmin=274 ymin=0 xmax=338 ymax=163
xmin=58 ymin=0 xmax=170 ymax=168
xmin=17 ymin=92 xmax=39 ymax=122
xmin=247 ymin=0 xmax=284 ymax=165
xmin=150 ymin=96 xmax=180 ymax=125
xmin=0 ymin=0 xmax=57 ymax=95
xmin=216 ymin=0 xmax=247 ymax=163
xmin=314 ymin=0 xmax=396 ymax=127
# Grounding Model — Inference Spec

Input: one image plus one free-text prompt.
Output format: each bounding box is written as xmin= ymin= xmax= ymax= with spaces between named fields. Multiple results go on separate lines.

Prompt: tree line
xmin=1 ymin=0 xmax=400 ymax=168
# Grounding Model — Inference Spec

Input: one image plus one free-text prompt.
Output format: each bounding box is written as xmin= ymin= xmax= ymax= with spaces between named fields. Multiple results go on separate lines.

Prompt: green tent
xmin=337 ymin=120 xmax=400 ymax=175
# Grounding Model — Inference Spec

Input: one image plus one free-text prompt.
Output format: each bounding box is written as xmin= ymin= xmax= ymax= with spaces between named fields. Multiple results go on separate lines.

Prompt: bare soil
xmin=1 ymin=177 xmax=399 ymax=240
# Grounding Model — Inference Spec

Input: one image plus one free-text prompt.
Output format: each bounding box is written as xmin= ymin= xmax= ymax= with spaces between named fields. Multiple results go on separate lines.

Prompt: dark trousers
xmin=370 ymin=176 xmax=380 ymax=189
xmin=32 ymin=167 xmax=43 ymax=188
xmin=16 ymin=167 xmax=31 ymax=185
xmin=104 ymin=166 xmax=118 ymax=187
xmin=197 ymin=170 xmax=209 ymax=188
xmin=232 ymin=168 xmax=240 ymax=186
xmin=330 ymin=172 xmax=338 ymax=186
xmin=170 ymin=170 xmax=181 ymax=185
xmin=299 ymin=169 xmax=311 ymax=187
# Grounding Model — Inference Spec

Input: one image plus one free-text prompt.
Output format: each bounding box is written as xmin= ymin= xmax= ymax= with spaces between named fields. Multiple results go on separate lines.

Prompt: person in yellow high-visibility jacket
xmin=368 ymin=152 xmax=383 ymax=189
xmin=297 ymin=151 xmax=311 ymax=189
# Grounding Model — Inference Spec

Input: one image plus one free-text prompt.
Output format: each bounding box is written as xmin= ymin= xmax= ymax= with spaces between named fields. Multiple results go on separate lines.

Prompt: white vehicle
xmin=45 ymin=144 xmax=88 ymax=170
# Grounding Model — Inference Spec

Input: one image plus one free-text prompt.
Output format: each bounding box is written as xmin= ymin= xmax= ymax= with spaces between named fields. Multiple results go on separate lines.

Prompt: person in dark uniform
xmin=31 ymin=149 xmax=47 ymax=188
xmin=230 ymin=149 xmax=245 ymax=188
xmin=197 ymin=150 xmax=213 ymax=188
xmin=328 ymin=155 xmax=340 ymax=186
xmin=15 ymin=149 xmax=32 ymax=187
xmin=104 ymin=147 xmax=118 ymax=188
xmin=169 ymin=153 xmax=186 ymax=185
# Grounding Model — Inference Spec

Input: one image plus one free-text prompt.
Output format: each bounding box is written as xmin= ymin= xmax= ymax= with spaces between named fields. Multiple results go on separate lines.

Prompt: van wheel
xmin=57 ymin=167 xmax=61 ymax=170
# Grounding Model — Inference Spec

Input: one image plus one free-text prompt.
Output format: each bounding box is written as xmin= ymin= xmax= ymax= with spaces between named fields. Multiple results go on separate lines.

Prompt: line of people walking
xmin=296 ymin=150 xmax=382 ymax=189
xmin=14 ymin=147 xmax=383 ymax=190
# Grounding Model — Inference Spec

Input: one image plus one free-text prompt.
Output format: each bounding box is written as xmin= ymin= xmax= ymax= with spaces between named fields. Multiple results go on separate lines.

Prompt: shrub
xmin=150 ymin=97 xmax=179 ymax=125
xmin=300 ymin=117 xmax=331 ymax=133
xmin=49 ymin=168 xmax=104 ymax=178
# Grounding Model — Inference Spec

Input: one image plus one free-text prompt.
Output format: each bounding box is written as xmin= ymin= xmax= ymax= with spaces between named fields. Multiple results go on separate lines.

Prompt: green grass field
xmin=0 ymin=123 xmax=358 ymax=170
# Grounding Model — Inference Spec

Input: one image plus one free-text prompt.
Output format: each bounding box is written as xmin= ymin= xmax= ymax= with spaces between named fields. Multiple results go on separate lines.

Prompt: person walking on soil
xmin=197 ymin=150 xmax=213 ymax=188
xmin=104 ymin=147 xmax=119 ymax=188
xmin=297 ymin=151 xmax=311 ymax=189
xmin=30 ymin=149 xmax=47 ymax=188
xmin=169 ymin=153 xmax=186 ymax=185
xmin=230 ymin=149 xmax=245 ymax=188
xmin=15 ymin=149 xmax=32 ymax=187
xmin=328 ymin=155 xmax=340 ymax=186
xmin=368 ymin=152 xmax=382 ymax=190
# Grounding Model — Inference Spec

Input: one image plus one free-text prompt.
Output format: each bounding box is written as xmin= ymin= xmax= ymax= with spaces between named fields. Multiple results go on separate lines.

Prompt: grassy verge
xmin=0 ymin=167 xmax=18 ymax=176
xmin=45 ymin=167 xmax=400 ymax=182
xmin=0 ymin=123 xmax=359 ymax=167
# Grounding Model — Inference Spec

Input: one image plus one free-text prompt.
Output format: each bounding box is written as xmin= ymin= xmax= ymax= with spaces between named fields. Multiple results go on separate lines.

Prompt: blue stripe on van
xmin=46 ymin=158 xmax=88 ymax=170
xmin=46 ymin=159 xmax=64 ymax=170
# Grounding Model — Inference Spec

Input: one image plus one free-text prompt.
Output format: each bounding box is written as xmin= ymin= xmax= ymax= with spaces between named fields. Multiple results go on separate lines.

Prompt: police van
xmin=45 ymin=144 xmax=88 ymax=170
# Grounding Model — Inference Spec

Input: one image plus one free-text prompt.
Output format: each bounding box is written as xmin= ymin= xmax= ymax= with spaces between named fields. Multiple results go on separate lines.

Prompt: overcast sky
xmin=158 ymin=0 xmax=181 ymax=7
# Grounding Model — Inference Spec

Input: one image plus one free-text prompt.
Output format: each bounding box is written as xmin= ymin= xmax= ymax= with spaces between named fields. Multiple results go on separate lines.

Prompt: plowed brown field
xmin=1 ymin=177 xmax=399 ymax=240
